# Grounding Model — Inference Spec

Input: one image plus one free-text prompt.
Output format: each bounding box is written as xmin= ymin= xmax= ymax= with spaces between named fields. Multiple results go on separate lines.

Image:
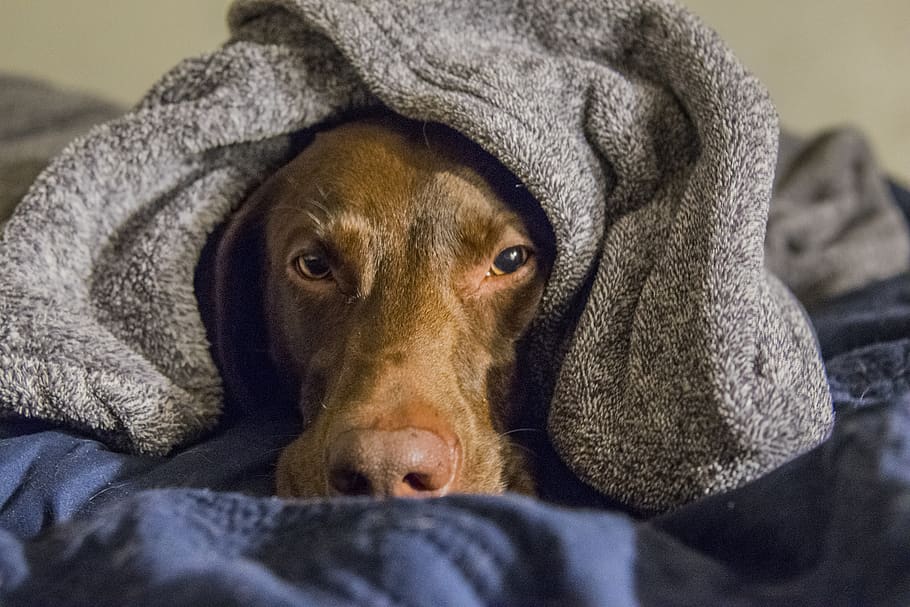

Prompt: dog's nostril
xmin=326 ymin=427 xmax=458 ymax=498
xmin=329 ymin=469 xmax=373 ymax=496
xmin=403 ymin=472 xmax=430 ymax=492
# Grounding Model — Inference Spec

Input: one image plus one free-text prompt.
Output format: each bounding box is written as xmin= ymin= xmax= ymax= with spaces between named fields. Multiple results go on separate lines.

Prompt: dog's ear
xmin=198 ymin=184 xmax=288 ymax=420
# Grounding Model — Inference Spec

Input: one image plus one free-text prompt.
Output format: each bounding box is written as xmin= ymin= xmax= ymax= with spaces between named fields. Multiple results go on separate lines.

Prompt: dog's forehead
xmin=281 ymin=121 xmax=520 ymax=237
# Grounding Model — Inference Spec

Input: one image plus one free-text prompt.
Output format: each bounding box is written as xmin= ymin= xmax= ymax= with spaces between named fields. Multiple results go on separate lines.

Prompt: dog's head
xmin=211 ymin=114 xmax=554 ymax=497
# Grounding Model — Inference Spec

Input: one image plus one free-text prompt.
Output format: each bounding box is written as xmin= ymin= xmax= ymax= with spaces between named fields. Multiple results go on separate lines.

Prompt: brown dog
xmin=210 ymin=113 xmax=554 ymax=498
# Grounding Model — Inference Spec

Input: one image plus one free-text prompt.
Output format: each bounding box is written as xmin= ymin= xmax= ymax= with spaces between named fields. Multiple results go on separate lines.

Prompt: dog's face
xmin=214 ymin=116 xmax=553 ymax=498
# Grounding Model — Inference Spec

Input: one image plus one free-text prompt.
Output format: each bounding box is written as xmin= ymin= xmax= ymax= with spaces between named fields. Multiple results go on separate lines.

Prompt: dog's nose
xmin=326 ymin=427 xmax=459 ymax=498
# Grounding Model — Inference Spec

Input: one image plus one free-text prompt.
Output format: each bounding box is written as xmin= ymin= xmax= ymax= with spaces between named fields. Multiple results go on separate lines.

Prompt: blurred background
xmin=1 ymin=0 xmax=907 ymax=183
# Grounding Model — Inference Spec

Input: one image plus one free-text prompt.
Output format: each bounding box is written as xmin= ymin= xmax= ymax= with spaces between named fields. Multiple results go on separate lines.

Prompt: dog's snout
xmin=326 ymin=427 xmax=459 ymax=498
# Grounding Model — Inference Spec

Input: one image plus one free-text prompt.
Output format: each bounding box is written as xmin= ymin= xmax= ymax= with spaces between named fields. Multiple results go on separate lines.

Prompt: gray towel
xmin=0 ymin=76 xmax=123 ymax=224
xmin=768 ymin=129 xmax=910 ymax=307
xmin=3 ymin=0 xmax=904 ymax=511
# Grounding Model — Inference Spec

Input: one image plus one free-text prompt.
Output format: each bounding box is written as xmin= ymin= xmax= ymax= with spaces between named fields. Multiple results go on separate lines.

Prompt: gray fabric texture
xmin=4 ymin=0 xmax=903 ymax=510
xmin=768 ymin=129 xmax=910 ymax=307
xmin=0 ymin=76 xmax=123 ymax=225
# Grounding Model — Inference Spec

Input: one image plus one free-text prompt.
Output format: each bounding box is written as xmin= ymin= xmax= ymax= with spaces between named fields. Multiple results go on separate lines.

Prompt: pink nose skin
xmin=326 ymin=427 xmax=459 ymax=498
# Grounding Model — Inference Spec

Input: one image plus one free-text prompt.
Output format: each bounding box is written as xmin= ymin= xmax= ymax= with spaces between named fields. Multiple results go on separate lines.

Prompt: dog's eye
xmin=489 ymin=245 xmax=530 ymax=276
xmin=294 ymin=253 xmax=332 ymax=280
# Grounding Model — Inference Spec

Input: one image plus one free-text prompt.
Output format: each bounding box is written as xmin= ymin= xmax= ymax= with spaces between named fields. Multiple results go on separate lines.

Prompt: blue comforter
xmin=1 ymin=187 xmax=909 ymax=606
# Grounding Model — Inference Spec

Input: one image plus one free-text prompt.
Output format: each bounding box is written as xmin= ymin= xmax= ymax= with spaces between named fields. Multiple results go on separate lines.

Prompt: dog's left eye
xmin=294 ymin=253 xmax=332 ymax=280
xmin=489 ymin=246 xmax=530 ymax=276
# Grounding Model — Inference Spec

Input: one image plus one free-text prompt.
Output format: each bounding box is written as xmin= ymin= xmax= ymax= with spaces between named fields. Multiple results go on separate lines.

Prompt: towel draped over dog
xmin=1 ymin=0 xmax=907 ymax=511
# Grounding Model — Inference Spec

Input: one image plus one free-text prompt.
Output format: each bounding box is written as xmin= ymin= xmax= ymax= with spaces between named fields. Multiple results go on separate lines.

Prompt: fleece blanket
xmin=0 ymin=0 xmax=907 ymax=515
xmin=0 ymin=76 xmax=123 ymax=225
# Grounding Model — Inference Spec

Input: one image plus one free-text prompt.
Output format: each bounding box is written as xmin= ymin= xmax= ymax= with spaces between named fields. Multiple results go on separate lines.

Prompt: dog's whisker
xmin=270 ymin=202 xmax=329 ymax=230
xmin=307 ymin=196 xmax=331 ymax=217
xmin=421 ymin=121 xmax=432 ymax=150
xmin=305 ymin=210 xmax=324 ymax=228
xmin=260 ymin=446 xmax=296 ymax=456
xmin=499 ymin=427 xmax=543 ymax=437
xmin=508 ymin=442 xmax=538 ymax=458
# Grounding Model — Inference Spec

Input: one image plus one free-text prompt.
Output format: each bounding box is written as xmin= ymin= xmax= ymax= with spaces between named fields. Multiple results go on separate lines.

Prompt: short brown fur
xmin=212 ymin=114 xmax=554 ymax=498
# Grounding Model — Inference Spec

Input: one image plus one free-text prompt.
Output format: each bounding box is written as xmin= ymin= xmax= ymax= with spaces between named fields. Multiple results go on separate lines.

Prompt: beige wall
xmin=683 ymin=1 xmax=909 ymax=184
xmin=2 ymin=1 xmax=907 ymax=182
xmin=0 ymin=1 xmax=232 ymax=104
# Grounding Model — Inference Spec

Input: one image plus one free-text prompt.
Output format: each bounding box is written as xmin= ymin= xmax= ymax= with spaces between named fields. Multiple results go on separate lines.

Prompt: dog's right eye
xmin=294 ymin=254 xmax=332 ymax=280
xmin=489 ymin=245 xmax=530 ymax=276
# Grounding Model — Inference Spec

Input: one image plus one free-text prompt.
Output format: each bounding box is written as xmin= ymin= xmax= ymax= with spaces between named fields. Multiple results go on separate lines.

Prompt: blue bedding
xmin=0 ymin=184 xmax=908 ymax=605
